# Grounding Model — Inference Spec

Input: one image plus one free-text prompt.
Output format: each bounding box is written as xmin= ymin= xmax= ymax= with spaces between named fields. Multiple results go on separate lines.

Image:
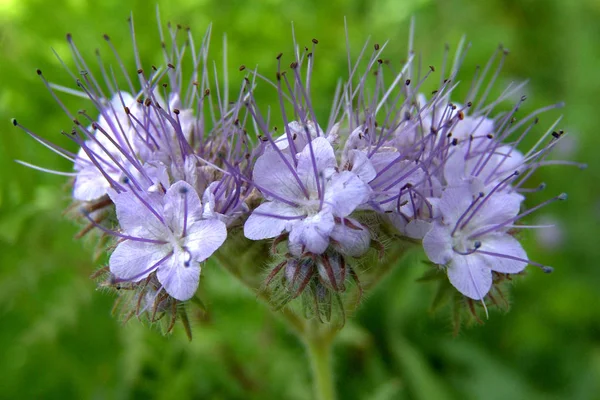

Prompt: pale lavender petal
xmin=297 ymin=137 xmax=337 ymax=192
xmin=480 ymin=233 xmax=528 ymax=273
xmin=109 ymin=240 xmax=171 ymax=282
xmin=330 ymin=219 xmax=371 ymax=257
xmin=468 ymin=191 xmax=523 ymax=230
xmin=184 ymin=218 xmax=228 ymax=262
xmin=157 ymin=248 xmax=201 ymax=301
xmin=108 ymin=189 xmax=167 ymax=239
xmin=325 ymin=171 xmax=371 ymax=217
xmin=347 ymin=150 xmax=376 ymax=183
xmin=163 ymin=181 xmax=203 ymax=236
xmin=289 ymin=210 xmax=335 ymax=254
xmin=423 ymin=223 xmax=453 ymax=265
xmin=447 ymin=255 xmax=493 ymax=300
xmin=437 ymin=186 xmax=476 ymax=226
xmin=253 ymin=150 xmax=305 ymax=201
xmin=73 ymin=166 xmax=114 ymax=201
xmin=244 ymin=201 xmax=304 ymax=240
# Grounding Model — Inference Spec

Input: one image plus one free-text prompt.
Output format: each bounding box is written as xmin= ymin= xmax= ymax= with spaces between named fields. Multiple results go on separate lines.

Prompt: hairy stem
xmin=305 ymin=330 xmax=336 ymax=400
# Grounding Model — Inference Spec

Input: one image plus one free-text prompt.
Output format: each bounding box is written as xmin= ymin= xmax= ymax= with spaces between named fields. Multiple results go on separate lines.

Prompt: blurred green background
xmin=1 ymin=0 xmax=599 ymax=398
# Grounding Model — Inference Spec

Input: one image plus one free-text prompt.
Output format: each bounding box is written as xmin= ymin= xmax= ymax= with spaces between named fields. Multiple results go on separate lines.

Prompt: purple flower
xmin=423 ymin=185 xmax=529 ymax=300
xmin=109 ymin=181 xmax=227 ymax=301
xmin=244 ymin=135 xmax=371 ymax=255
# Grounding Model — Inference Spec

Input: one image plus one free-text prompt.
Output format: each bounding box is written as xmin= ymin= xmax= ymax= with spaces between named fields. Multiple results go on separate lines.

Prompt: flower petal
xmin=157 ymin=248 xmax=201 ymax=301
xmin=330 ymin=219 xmax=371 ymax=257
xmin=480 ymin=233 xmax=528 ymax=273
xmin=289 ymin=210 xmax=335 ymax=254
xmin=253 ymin=150 xmax=305 ymax=201
xmin=108 ymin=188 xmax=167 ymax=239
xmin=109 ymin=240 xmax=172 ymax=282
xmin=163 ymin=181 xmax=203 ymax=236
xmin=185 ymin=219 xmax=228 ymax=262
xmin=447 ymin=254 xmax=493 ymax=300
xmin=325 ymin=171 xmax=371 ymax=217
xmin=423 ymin=223 xmax=453 ymax=265
xmin=244 ymin=201 xmax=305 ymax=240
xmin=297 ymin=137 xmax=337 ymax=193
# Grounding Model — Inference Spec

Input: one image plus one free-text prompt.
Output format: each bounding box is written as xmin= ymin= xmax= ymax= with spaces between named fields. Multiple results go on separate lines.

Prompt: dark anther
xmin=374 ymin=43 xmax=380 ymax=50
xmin=312 ymin=38 xmax=318 ymax=44
xmin=239 ymin=65 xmax=246 ymax=71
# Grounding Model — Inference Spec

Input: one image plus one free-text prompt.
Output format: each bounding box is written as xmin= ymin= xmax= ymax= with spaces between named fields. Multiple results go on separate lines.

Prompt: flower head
xmin=109 ymin=180 xmax=227 ymax=300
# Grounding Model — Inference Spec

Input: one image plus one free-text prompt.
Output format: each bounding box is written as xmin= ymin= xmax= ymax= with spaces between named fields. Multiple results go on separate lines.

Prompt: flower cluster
xmin=14 ymin=17 xmax=583 ymax=328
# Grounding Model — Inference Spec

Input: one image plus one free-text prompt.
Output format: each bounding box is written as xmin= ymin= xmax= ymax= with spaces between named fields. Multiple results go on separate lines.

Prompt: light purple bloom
xmin=423 ymin=185 xmax=528 ymax=300
xmin=109 ymin=181 xmax=227 ymax=301
xmin=244 ymin=136 xmax=371 ymax=255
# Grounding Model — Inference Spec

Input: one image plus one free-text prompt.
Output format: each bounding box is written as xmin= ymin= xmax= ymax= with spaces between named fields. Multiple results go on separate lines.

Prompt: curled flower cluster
xmin=14 ymin=17 xmax=583 ymax=327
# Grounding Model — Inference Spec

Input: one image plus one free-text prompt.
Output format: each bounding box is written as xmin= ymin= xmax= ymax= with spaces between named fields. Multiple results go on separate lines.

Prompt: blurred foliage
xmin=1 ymin=0 xmax=600 ymax=399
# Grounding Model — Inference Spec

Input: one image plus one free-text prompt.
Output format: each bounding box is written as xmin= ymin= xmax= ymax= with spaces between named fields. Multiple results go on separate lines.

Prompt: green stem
xmin=305 ymin=330 xmax=336 ymax=400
